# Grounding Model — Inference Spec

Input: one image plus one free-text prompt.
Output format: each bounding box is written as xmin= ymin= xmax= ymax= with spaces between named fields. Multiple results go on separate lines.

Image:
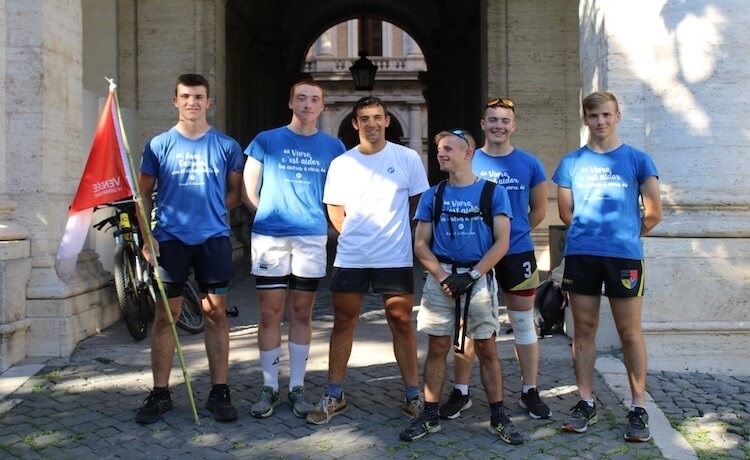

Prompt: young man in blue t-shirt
xmin=136 ymin=73 xmax=244 ymax=424
xmin=242 ymin=79 xmax=345 ymax=419
xmin=400 ymin=129 xmax=523 ymax=445
xmin=553 ymin=91 xmax=662 ymax=442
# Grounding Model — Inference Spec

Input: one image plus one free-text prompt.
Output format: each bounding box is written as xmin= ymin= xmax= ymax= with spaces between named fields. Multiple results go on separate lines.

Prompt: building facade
xmin=0 ymin=0 xmax=747 ymax=371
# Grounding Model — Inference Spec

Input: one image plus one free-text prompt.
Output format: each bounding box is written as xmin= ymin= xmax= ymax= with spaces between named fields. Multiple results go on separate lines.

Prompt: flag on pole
xmin=55 ymin=81 xmax=135 ymax=282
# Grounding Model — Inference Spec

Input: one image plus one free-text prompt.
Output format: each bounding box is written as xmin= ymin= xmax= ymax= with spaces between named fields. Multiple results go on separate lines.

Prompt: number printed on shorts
xmin=522 ymin=260 xmax=532 ymax=278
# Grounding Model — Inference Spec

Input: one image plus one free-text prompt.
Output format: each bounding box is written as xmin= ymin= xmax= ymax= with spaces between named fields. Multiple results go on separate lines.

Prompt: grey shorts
xmin=417 ymin=264 xmax=499 ymax=340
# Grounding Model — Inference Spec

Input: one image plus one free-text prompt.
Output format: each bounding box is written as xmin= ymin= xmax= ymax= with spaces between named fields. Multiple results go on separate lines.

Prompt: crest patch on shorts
xmin=620 ymin=269 xmax=639 ymax=290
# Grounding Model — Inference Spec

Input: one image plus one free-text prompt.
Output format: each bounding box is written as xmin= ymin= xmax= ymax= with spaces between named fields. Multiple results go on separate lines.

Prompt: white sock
xmin=260 ymin=347 xmax=281 ymax=391
xmin=522 ymin=384 xmax=535 ymax=394
xmin=288 ymin=341 xmax=310 ymax=390
xmin=454 ymin=384 xmax=469 ymax=396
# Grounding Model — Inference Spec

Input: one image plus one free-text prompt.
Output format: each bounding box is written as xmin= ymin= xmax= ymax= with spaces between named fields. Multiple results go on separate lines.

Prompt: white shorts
xmin=250 ymin=233 xmax=328 ymax=279
xmin=417 ymin=264 xmax=499 ymax=340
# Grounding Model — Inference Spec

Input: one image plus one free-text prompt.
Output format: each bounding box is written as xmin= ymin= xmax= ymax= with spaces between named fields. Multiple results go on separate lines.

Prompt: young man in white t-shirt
xmin=307 ymin=96 xmax=430 ymax=425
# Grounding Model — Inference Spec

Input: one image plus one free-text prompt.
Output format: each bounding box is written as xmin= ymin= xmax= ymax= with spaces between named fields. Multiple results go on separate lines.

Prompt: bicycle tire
xmin=176 ymin=279 xmax=205 ymax=334
xmin=113 ymin=244 xmax=149 ymax=341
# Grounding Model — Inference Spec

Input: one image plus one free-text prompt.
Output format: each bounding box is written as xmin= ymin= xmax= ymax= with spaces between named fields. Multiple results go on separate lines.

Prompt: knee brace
xmin=508 ymin=309 xmax=538 ymax=345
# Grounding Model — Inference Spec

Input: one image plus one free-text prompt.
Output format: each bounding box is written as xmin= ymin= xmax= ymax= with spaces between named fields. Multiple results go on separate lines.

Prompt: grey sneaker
xmin=520 ymin=387 xmax=552 ymax=419
xmin=489 ymin=413 xmax=524 ymax=445
xmin=306 ymin=393 xmax=347 ymax=425
xmin=624 ymin=407 xmax=651 ymax=442
xmin=288 ymin=386 xmax=314 ymax=418
xmin=439 ymin=389 xmax=472 ymax=419
xmin=250 ymin=386 xmax=280 ymax=419
xmin=399 ymin=413 xmax=441 ymax=442
xmin=401 ymin=394 xmax=424 ymax=419
xmin=563 ymin=400 xmax=598 ymax=433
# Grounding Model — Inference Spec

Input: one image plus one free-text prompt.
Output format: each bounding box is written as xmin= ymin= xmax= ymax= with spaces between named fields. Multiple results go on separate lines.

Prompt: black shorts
xmin=562 ymin=255 xmax=644 ymax=298
xmin=157 ymin=236 xmax=234 ymax=286
xmin=494 ymin=251 xmax=540 ymax=292
xmin=329 ymin=267 xmax=414 ymax=295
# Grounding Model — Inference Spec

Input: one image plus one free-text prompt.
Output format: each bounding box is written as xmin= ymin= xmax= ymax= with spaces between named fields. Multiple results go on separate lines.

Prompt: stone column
xmin=580 ymin=0 xmax=750 ymax=360
xmin=408 ymin=104 xmax=425 ymax=169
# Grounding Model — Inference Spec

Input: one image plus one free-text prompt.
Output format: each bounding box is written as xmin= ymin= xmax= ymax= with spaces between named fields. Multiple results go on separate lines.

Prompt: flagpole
xmin=106 ymin=78 xmax=200 ymax=425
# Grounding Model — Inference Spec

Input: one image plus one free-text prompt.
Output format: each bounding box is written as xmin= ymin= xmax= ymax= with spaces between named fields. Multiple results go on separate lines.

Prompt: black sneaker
xmin=624 ymin=407 xmax=651 ymax=442
xmin=439 ymin=389 xmax=472 ymax=420
xmin=206 ymin=386 xmax=239 ymax=422
xmin=399 ymin=413 xmax=441 ymax=442
xmin=489 ymin=413 xmax=524 ymax=445
xmin=562 ymin=400 xmax=598 ymax=433
xmin=136 ymin=390 xmax=173 ymax=424
xmin=520 ymin=387 xmax=552 ymax=419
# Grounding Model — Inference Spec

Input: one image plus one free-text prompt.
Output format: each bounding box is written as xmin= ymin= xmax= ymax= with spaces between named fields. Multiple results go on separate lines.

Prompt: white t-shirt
xmin=323 ymin=142 xmax=430 ymax=268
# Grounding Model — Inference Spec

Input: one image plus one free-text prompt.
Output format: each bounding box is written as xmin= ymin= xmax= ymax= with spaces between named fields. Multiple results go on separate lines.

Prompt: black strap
xmin=451 ymin=265 xmax=474 ymax=354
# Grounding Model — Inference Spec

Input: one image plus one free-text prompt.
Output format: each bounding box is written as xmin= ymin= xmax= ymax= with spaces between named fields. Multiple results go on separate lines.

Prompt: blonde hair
xmin=582 ymin=91 xmax=620 ymax=116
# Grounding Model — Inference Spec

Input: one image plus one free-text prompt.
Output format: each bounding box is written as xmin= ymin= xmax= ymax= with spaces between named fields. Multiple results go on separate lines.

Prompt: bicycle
xmin=93 ymin=198 xmax=205 ymax=340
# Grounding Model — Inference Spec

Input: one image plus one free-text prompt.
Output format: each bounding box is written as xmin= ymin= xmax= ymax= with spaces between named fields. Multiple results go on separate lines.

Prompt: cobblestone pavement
xmin=0 ymin=261 xmax=747 ymax=459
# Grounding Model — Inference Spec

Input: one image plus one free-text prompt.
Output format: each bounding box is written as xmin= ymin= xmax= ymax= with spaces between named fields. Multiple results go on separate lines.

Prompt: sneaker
xmin=439 ymin=389 xmax=472 ymax=420
xmin=563 ymin=400 xmax=598 ymax=433
xmin=401 ymin=394 xmax=424 ymax=419
xmin=519 ymin=388 xmax=552 ymax=419
xmin=205 ymin=386 xmax=239 ymax=422
xmin=288 ymin=386 xmax=314 ymax=418
xmin=250 ymin=386 xmax=280 ymax=419
xmin=400 ymin=413 xmax=441 ymax=442
xmin=489 ymin=413 xmax=524 ymax=445
xmin=135 ymin=390 xmax=173 ymax=424
xmin=624 ymin=407 xmax=652 ymax=442
xmin=306 ymin=393 xmax=348 ymax=425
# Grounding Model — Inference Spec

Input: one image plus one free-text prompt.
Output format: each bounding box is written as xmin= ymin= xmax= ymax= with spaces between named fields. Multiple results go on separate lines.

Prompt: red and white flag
xmin=55 ymin=82 xmax=135 ymax=282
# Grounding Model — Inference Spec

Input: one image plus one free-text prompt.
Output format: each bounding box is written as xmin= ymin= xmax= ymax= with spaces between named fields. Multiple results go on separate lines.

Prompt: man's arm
xmin=640 ymin=176 xmax=663 ymax=236
xmin=557 ymin=185 xmax=574 ymax=226
xmin=137 ymin=172 xmax=158 ymax=263
xmin=225 ymin=170 xmax=243 ymax=210
xmin=528 ymin=181 xmax=548 ymax=229
xmin=327 ymin=204 xmax=345 ymax=234
xmin=473 ymin=214 xmax=510 ymax=275
xmin=242 ymin=156 xmax=262 ymax=211
xmin=413 ymin=220 xmax=449 ymax=283
xmin=409 ymin=194 xmax=421 ymax=232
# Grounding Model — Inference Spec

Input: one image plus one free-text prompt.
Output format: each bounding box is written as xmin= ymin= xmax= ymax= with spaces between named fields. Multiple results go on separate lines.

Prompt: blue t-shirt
xmin=245 ymin=126 xmax=345 ymax=236
xmin=415 ymin=179 xmax=513 ymax=264
xmin=472 ymin=148 xmax=546 ymax=255
xmin=552 ymin=143 xmax=659 ymax=259
xmin=140 ymin=127 xmax=244 ymax=245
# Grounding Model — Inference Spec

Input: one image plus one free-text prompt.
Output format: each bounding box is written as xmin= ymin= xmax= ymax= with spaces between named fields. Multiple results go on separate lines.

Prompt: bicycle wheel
xmin=113 ymin=244 xmax=149 ymax=340
xmin=176 ymin=278 xmax=205 ymax=334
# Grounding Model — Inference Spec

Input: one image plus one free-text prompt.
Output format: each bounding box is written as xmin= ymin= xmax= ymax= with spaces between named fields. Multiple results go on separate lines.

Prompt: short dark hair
xmin=289 ymin=78 xmax=324 ymax=102
xmin=351 ymin=95 xmax=388 ymax=119
xmin=175 ymin=73 xmax=210 ymax=97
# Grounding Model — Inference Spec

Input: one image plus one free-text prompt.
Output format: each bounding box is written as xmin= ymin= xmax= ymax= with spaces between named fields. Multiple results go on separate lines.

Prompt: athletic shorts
xmin=417 ymin=264 xmax=499 ymax=340
xmin=329 ymin=267 xmax=414 ymax=295
xmin=157 ymin=236 xmax=234 ymax=285
xmin=562 ymin=255 xmax=644 ymax=298
xmin=250 ymin=233 xmax=327 ymax=279
xmin=494 ymin=251 xmax=540 ymax=293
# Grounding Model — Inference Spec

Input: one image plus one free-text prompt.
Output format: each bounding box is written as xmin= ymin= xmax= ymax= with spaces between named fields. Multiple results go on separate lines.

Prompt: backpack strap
xmin=432 ymin=180 xmax=447 ymax=225
xmin=479 ymin=180 xmax=497 ymax=231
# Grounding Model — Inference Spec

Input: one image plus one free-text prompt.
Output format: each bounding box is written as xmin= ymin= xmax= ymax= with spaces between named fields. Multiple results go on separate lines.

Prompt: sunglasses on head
xmin=450 ymin=129 xmax=470 ymax=148
xmin=486 ymin=97 xmax=515 ymax=111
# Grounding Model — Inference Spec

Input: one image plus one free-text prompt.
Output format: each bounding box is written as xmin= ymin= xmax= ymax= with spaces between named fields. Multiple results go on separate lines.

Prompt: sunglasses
xmin=450 ymin=129 xmax=471 ymax=148
xmin=486 ymin=97 xmax=515 ymax=111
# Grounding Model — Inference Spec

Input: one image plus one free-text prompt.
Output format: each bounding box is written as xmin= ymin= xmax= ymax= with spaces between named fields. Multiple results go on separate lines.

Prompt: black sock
xmin=424 ymin=402 xmax=439 ymax=420
xmin=490 ymin=401 xmax=505 ymax=421
xmin=212 ymin=383 xmax=229 ymax=394
xmin=153 ymin=386 xmax=170 ymax=398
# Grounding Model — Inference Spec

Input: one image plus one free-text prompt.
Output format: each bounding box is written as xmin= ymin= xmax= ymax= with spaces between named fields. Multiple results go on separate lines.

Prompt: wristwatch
xmin=469 ymin=268 xmax=481 ymax=280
